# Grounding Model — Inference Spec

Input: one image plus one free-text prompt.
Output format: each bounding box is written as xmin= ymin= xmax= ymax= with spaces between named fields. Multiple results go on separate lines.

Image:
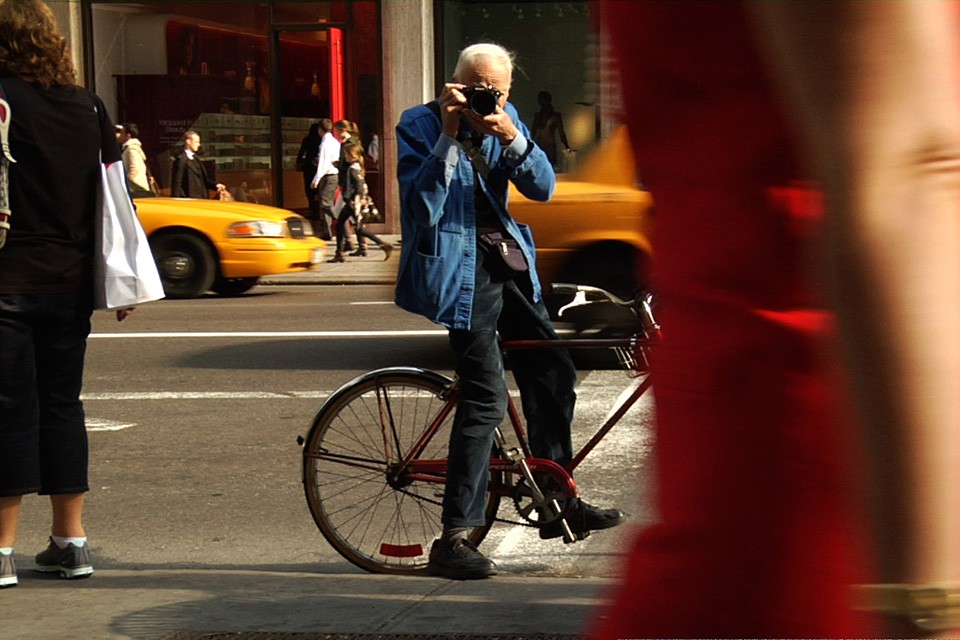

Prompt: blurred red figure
xmin=595 ymin=2 xmax=863 ymax=637
xmin=593 ymin=1 xmax=960 ymax=637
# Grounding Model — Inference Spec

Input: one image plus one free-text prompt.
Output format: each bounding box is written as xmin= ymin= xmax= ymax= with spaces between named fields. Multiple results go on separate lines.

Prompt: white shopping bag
xmin=93 ymin=161 xmax=165 ymax=310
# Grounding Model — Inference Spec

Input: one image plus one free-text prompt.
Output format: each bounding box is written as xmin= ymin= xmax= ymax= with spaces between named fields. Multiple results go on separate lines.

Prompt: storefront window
xmin=439 ymin=1 xmax=597 ymax=173
xmin=91 ymin=1 xmax=381 ymax=211
xmin=273 ymin=2 xmax=346 ymax=24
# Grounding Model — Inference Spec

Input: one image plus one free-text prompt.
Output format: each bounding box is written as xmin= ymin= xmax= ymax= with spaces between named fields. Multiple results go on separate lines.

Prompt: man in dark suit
xmin=171 ymin=130 xmax=225 ymax=198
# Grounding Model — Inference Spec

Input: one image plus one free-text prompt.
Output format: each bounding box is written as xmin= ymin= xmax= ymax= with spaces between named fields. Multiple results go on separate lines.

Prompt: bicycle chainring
xmin=511 ymin=470 xmax=575 ymax=525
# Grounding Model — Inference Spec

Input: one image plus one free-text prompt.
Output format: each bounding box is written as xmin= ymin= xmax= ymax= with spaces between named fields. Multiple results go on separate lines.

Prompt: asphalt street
xmin=1 ymin=268 xmax=657 ymax=640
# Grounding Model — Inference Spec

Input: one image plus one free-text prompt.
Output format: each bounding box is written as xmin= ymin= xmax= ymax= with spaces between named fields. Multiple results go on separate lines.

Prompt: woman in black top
xmin=0 ymin=0 xmax=132 ymax=588
xmin=295 ymin=122 xmax=323 ymax=225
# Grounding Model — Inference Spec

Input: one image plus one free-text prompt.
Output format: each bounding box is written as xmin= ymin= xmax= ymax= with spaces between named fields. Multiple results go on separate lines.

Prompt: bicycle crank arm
xmin=514 ymin=456 xmax=577 ymax=543
xmin=492 ymin=429 xmax=583 ymax=542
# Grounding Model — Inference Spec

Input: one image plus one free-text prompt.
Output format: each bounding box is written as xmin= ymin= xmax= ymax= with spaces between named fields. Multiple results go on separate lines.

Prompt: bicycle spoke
xmin=328 ymin=396 xmax=385 ymax=458
xmin=376 ymin=380 xmax=400 ymax=464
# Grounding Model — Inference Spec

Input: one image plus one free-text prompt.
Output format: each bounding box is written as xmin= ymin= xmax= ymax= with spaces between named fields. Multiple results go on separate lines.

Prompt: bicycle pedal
xmin=563 ymin=529 xmax=590 ymax=544
xmin=500 ymin=447 xmax=523 ymax=463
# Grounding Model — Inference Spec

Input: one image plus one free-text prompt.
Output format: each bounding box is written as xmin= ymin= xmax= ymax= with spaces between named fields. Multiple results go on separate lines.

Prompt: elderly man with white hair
xmin=394 ymin=42 xmax=625 ymax=580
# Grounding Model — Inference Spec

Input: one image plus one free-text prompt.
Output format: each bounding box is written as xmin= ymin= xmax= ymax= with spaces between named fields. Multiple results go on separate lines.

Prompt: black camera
xmin=462 ymin=83 xmax=503 ymax=116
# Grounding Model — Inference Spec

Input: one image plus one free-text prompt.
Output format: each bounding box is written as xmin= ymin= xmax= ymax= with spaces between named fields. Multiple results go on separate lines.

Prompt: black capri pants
xmin=0 ymin=292 xmax=92 ymax=497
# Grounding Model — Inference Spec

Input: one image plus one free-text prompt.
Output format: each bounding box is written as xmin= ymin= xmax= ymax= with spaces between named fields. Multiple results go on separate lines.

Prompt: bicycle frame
xmin=301 ymin=286 xmax=662 ymax=569
xmin=390 ymin=332 xmax=657 ymax=497
xmin=499 ymin=334 xmax=656 ymax=473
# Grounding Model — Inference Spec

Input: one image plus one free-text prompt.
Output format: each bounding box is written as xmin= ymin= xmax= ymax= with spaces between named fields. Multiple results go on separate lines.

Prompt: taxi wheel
xmin=566 ymin=244 xmax=640 ymax=297
xmin=152 ymin=233 xmax=217 ymax=299
xmin=212 ymin=276 xmax=259 ymax=296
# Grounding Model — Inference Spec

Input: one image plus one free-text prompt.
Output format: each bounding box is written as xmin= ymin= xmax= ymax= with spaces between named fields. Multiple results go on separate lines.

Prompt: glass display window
xmin=92 ymin=1 xmax=381 ymax=213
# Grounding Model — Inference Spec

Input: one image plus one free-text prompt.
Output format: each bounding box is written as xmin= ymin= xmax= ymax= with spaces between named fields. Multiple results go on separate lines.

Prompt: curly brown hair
xmin=0 ymin=0 xmax=76 ymax=88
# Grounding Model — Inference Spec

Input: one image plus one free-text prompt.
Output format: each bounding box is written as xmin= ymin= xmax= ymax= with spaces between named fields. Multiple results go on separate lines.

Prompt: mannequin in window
xmin=531 ymin=91 xmax=570 ymax=169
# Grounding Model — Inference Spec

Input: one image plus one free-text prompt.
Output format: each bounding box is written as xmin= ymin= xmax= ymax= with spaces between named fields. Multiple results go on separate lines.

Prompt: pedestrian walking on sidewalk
xmin=309 ymin=118 xmax=340 ymax=240
xmin=295 ymin=122 xmax=323 ymax=227
xmin=328 ymin=141 xmax=392 ymax=262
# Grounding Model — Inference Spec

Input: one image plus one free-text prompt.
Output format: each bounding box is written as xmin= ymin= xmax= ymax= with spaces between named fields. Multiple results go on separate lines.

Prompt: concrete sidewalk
xmin=260 ymin=235 xmax=402 ymax=286
xmin=2 ymin=567 xmax=610 ymax=639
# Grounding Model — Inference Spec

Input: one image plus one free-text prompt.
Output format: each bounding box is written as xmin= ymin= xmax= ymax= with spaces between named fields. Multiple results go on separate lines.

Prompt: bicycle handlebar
xmin=552 ymin=283 xmax=632 ymax=307
xmin=552 ymin=282 xmax=661 ymax=338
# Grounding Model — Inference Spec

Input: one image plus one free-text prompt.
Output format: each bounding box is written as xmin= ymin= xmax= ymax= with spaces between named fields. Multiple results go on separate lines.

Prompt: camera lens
xmin=469 ymin=90 xmax=498 ymax=116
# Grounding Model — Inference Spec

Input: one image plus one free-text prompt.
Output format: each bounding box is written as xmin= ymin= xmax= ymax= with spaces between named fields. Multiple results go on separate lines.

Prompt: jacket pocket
xmin=397 ymin=228 xmax=464 ymax=326
xmin=412 ymin=252 xmax=444 ymax=312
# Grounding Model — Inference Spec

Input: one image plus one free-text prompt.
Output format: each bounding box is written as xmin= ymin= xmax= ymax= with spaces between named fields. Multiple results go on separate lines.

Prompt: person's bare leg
xmin=753 ymin=3 xmax=960 ymax=635
xmin=0 ymin=496 xmax=23 ymax=547
xmin=50 ymin=493 xmax=85 ymax=538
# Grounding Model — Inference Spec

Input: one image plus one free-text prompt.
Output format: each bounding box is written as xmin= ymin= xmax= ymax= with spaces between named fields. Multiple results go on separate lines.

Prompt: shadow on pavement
xmin=175 ymin=336 xmax=456 ymax=371
xmin=173 ymin=337 xmax=626 ymax=373
xmin=97 ymin=570 xmax=597 ymax=640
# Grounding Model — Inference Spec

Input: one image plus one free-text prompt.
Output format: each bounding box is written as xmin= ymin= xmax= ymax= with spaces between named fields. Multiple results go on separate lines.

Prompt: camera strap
xmin=425 ymin=100 xmax=491 ymax=181
xmin=424 ymin=99 xmax=522 ymax=272
xmin=459 ymin=134 xmax=491 ymax=181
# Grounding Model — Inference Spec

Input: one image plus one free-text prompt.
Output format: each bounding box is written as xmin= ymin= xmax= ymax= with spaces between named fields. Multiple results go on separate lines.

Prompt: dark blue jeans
xmin=0 ymin=292 xmax=92 ymax=497
xmin=443 ymin=250 xmax=577 ymax=527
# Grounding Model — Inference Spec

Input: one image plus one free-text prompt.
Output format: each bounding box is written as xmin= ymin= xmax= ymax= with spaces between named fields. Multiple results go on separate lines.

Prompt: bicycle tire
xmin=302 ymin=367 xmax=502 ymax=574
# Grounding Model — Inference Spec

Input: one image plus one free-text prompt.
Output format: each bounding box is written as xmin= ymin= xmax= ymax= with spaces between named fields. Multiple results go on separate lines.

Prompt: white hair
xmin=453 ymin=43 xmax=515 ymax=82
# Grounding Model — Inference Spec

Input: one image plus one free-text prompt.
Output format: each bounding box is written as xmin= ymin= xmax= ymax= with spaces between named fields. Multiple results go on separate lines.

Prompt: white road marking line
xmin=89 ymin=330 xmax=447 ymax=339
xmin=492 ymin=522 xmax=529 ymax=559
xmin=81 ymin=389 xmax=521 ymax=401
xmin=80 ymin=389 xmax=520 ymax=402
xmin=490 ymin=370 xmax=655 ymax=567
xmin=86 ymin=418 xmax=136 ymax=431
xmin=82 ymin=391 xmax=333 ymax=400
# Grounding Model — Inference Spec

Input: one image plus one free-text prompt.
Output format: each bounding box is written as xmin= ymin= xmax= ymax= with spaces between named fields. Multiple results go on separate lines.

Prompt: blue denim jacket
xmin=394 ymin=100 xmax=555 ymax=329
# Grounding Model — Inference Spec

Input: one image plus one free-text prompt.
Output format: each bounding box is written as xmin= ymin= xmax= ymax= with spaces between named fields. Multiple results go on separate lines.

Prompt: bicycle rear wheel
xmin=302 ymin=367 xmax=502 ymax=574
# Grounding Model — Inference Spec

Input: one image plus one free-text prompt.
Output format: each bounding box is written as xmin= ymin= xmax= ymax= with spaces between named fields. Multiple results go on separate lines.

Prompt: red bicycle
xmin=299 ymin=283 xmax=660 ymax=574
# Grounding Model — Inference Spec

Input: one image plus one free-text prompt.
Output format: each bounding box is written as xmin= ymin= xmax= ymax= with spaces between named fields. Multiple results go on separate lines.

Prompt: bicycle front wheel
xmin=302 ymin=367 xmax=502 ymax=574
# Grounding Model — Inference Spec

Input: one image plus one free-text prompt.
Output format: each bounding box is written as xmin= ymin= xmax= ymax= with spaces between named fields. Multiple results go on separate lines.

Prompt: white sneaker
xmin=0 ymin=550 xmax=17 ymax=587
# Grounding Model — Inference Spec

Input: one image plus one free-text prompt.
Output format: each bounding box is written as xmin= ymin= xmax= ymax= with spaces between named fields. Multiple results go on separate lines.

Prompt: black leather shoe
xmin=427 ymin=538 xmax=497 ymax=580
xmin=538 ymin=498 xmax=626 ymax=540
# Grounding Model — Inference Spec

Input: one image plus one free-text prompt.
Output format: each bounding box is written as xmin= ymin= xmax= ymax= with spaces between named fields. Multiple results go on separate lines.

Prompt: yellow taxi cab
xmin=509 ymin=126 xmax=654 ymax=330
xmin=133 ymin=197 xmax=325 ymax=298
